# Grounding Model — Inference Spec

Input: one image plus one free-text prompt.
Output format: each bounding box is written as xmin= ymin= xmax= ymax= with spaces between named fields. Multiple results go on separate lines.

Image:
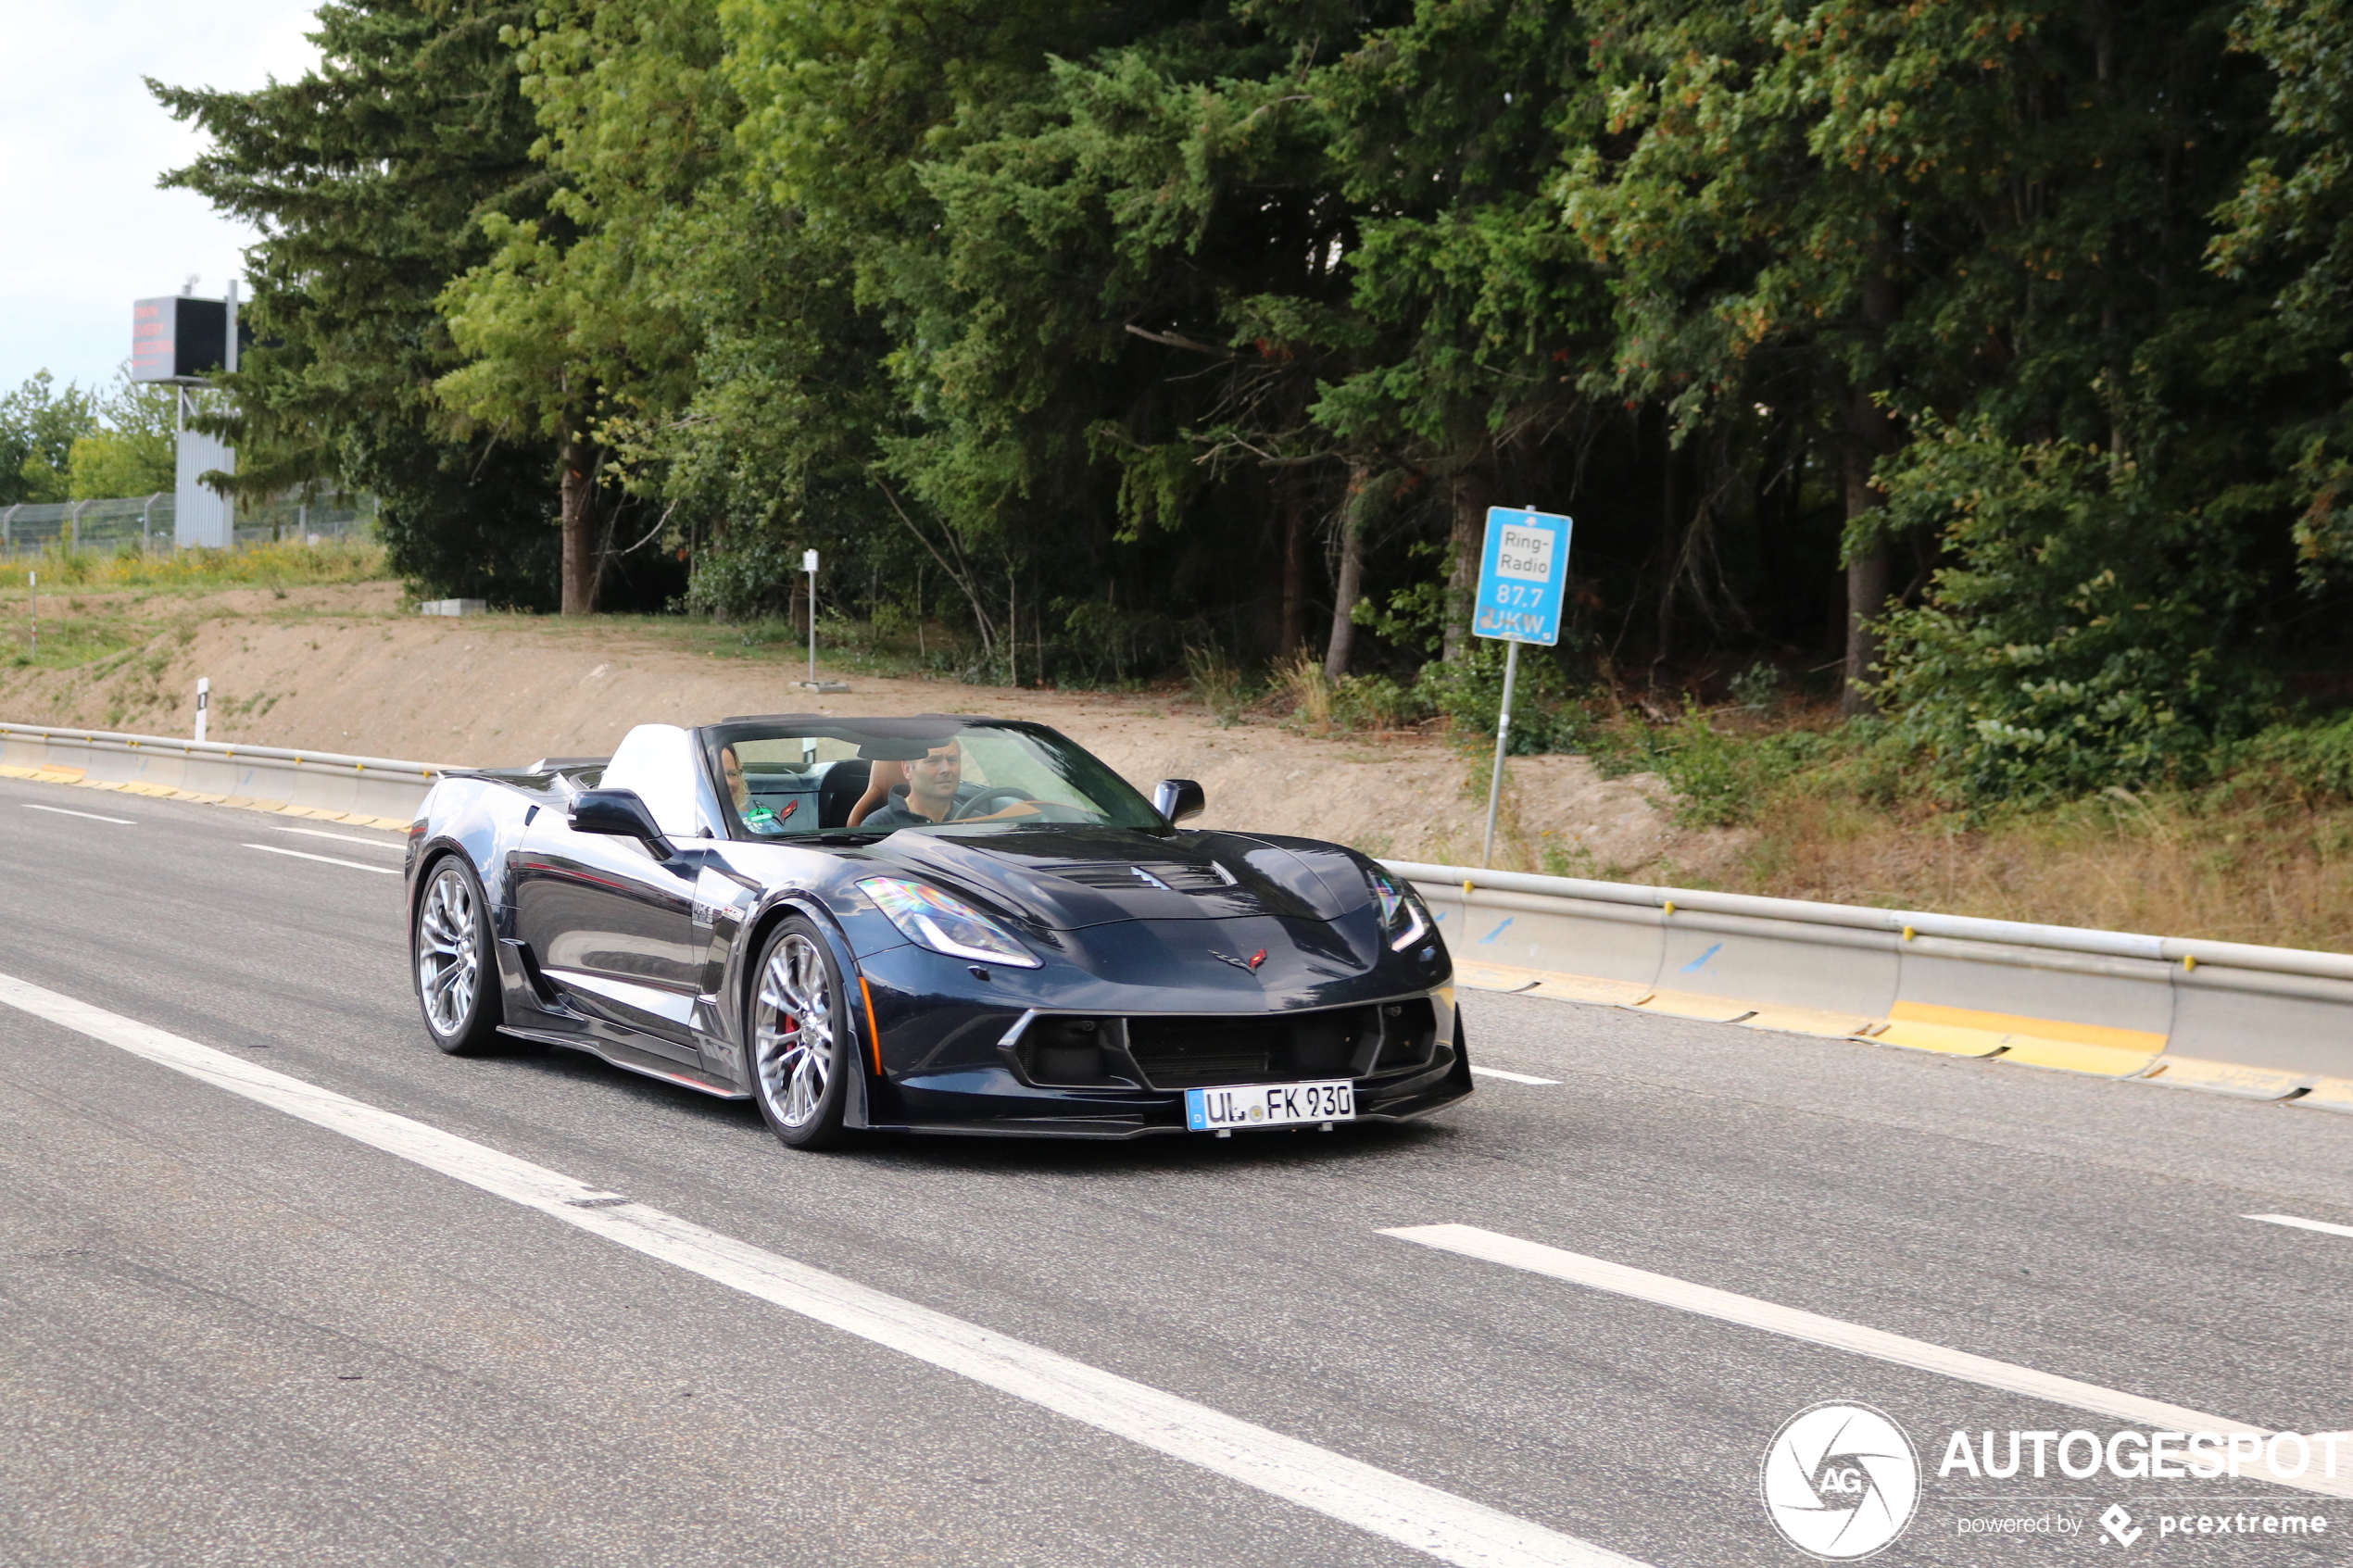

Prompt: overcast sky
xmin=0 ymin=0 xmax=323 ymax=399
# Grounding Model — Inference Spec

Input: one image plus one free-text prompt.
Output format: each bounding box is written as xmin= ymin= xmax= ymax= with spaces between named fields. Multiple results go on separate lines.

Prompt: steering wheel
xmin=947 ymin=785 xmax=1039 ymax=822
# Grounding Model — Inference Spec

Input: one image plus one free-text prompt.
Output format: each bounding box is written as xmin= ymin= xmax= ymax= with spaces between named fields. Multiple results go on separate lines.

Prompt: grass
xmin=1543 ymin=698 xmax=2353 ymax=952
xmin=581 ymin=609 xmax=980 ymax=683
xmin=1715 ymin=781 xmax=2353 ymax=952
xmin=0 ymin=536 xmax=388 ymax=596
xmin=0 ymin=539 xmax=393 ymax=676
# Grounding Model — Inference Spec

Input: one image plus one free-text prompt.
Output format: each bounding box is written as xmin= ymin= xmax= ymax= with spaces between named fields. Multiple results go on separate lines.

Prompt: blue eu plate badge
xmin=1186 ymin=1080 xmax=1355 ymax=1131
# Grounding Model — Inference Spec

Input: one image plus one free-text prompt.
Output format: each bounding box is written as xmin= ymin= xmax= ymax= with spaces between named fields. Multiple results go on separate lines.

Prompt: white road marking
xmin=244 ymin=843 xmax=399 ymax=875
xmin=21 ymin=802 xmax=133 ymax=825
xmin=271 ymin=824 xmax=407 ymax=851
xmin=2247 ymin=1213 xmax=2353 ymax=1240
xmin=1471 ymin=1066 xmax=1561 ymax=1086
xmin=0 ymin=972 xmax=1645 ymax=1568
xmin=1382 ymin=1223 xmax=2351 ymax=1500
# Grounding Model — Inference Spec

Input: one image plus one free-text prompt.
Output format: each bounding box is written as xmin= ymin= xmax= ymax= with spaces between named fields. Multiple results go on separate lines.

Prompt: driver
xmin=720 ymin=745 xmax=794 ymax=835
xmin=853 ymin=738 xmax=1038 ymax=828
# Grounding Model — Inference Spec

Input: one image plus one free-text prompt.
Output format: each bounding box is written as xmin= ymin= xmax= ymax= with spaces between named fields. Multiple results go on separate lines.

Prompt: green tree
xmin=67 ymin=371 xmax=178 ymax=500
xmin=436 ymin=0 xmax=734 ymax=613
xmin=2211 ymin=0 xmax=2353 ymax=578
xmin=155 ymin=0 xmax=560 ymax=607
xmin=0 ymin=372 xmax=99 ymax=505
xmin=1314 ymin=0 xmax=1613 ymax=663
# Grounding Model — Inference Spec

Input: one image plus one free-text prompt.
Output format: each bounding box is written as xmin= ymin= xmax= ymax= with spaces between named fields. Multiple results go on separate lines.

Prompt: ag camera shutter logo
xmin=1761 ymin=1401 xmax=1920 ymax=1560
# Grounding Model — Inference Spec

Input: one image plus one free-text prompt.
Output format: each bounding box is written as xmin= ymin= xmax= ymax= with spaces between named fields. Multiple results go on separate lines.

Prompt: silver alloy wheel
xmin=755 ymin=933 xmax=835 ymax=1128
xmin=416 ymin=865 xmax=480 ymax=1035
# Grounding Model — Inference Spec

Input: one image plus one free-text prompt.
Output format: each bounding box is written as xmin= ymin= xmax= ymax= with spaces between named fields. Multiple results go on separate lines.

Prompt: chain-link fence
xmin=0 ymin=493 xmax=376 ymax=560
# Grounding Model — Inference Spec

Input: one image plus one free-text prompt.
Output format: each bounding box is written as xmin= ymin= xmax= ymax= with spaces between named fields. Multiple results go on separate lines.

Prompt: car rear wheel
xmin=413 ymin=857 xmax=503 ymax=1054
xmin=748 ymin=917 xmax=855 ymax=1149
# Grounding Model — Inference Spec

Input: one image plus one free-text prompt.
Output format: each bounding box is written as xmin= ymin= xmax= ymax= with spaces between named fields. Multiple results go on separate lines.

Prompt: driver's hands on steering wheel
xmin=947 ymin=785 xmax=1043 ymax=822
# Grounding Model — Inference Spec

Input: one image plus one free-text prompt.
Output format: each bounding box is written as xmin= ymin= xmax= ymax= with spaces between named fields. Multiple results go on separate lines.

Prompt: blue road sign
xmin=1472 ymin=506 xmax=1571 ymax=646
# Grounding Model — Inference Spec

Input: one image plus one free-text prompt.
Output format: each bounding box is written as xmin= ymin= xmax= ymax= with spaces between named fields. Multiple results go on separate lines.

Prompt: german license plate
xmin=1185 ymin=1080 xmax=1355 ymax=1132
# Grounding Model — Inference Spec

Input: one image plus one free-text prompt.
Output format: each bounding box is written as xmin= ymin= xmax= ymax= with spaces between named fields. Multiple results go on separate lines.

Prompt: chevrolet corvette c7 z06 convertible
xmin=404 ymin=714 xmax=1469 ymax=1148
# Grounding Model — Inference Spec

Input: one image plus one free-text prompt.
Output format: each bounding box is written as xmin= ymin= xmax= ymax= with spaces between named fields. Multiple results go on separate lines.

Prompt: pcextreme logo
xmin=1762 ymin=1401 xmax=1922 ymax=1560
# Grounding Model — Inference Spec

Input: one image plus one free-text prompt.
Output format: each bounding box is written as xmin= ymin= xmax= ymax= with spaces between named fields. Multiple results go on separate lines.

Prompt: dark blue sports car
xmin=404 ymin=714 xmax=1470 ymax=1148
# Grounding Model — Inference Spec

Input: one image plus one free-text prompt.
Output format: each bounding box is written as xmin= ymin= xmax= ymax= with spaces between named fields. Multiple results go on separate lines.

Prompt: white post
xmin=195 ymin=676 xmax=209 ymax=744
xmin=802 ymin=547 xmax=819 ymax=685
xmin=26 ymin=571 xmax=34 ymax=659
xmin=1480 ymin=638 xmax=1521 ymax=869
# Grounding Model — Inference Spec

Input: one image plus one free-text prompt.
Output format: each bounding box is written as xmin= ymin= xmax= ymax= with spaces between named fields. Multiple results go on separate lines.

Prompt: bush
xmin=1415 ymin=642 xmax=1587 ymax=754
xmin=1874 ymin=420 xmax=2274 ymax=804
xmin=2231 ymin=712 xmax=2353 ymax=800
xmin=1187 ymin=644 xmax=1250 ymax=725
xmin=1582 ymin=704 xmax=1842 ymax=828
xmin=1273 ymin=650 xmax=1428 ymax=733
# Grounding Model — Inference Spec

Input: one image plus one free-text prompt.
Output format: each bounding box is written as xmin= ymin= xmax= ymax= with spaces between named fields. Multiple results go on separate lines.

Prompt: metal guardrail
xmin=6 ymin=720 xmax=2348 ymax=1083
xmin=1389 ymin=860 xmax=2353 ymax=1083
xmin=0 ymin=722 xmax=446 ymax=824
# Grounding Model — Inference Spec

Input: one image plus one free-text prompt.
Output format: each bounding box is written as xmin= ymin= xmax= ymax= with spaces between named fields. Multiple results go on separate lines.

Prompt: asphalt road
xmin=2 ymin=771 xmax=2348 ymax=1568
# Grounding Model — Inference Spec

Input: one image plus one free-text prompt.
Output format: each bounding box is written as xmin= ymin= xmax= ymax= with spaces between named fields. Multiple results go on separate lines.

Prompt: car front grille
xmin=1013 ymin=999 xmax=1439 ymax=1090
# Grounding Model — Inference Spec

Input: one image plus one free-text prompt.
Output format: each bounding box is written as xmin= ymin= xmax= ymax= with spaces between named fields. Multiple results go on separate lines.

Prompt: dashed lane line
xmin=270 ymin=824 xmax=409 ymax=851
xmin=244 ymin=843 xmax=400 ymax=875
xmin=0 ymin=970 xmax=1645 ymax=1568
xmin=2246 ymin=1213 xmax=2353 ymax=1240
xmin=1469 ymin=1066 xmax=1562 ymax=1086
xmin=20 ymin=802 xmax=133 ymax=825
xmin=1380 ymin=1223 xmax=2351 ymax=1501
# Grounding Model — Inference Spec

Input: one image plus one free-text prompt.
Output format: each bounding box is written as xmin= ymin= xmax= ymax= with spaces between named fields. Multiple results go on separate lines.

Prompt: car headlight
xmin=1368 ymin=867 xmax=1431 ymax=952
xmin=856 ymin=876 xmax=1041 ymax=969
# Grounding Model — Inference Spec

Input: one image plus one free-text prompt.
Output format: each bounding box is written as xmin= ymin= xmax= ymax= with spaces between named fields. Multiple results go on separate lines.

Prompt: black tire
xmin=745 ymin=916 xmax=857 ymax=1149
xmin=411 ymin=856 xmax=505 ymax=1055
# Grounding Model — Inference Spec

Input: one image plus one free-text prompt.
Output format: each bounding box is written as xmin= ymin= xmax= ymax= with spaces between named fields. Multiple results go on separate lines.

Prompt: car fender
xmin=735 ymin=889 xmax=894 ymax=1131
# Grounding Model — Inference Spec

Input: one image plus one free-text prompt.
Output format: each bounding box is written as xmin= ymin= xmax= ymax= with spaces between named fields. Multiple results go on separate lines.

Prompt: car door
xmin=510 ymin=724 xmax=717 ymax=1062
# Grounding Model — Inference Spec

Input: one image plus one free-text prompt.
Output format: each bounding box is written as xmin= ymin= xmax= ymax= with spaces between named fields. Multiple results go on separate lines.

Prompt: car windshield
xmin=702 ymin=717 xmax=1165 ymax=842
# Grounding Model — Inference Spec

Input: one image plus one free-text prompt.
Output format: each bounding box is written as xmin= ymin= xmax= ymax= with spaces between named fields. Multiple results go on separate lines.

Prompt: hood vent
xmin=1046 ymin=859 xmax=1238 ymax=895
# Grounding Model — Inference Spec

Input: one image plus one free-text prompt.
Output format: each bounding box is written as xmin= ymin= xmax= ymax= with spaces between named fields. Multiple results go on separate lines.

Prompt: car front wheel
xmin=747 ymin=917 xmax=855 ymax=1149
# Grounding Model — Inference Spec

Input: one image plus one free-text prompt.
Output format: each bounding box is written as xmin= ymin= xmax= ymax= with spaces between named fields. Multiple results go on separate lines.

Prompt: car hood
xmin=863 ymin=824 xmax=1374 ymax=932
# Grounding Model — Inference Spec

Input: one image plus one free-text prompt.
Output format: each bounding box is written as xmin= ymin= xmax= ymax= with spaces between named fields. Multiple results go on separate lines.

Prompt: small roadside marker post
xmin=803 ymin=548 xmax=819 ymax=685
xmin=195 ymin=676 xmax=208 ymax=744
xmin=792 ymin=549 xmax=848 ymax=694
xmin=1472 ymin=506 xmax=1571 ymax=868
xmin=27 ymin=571 xmax=34 ymax=660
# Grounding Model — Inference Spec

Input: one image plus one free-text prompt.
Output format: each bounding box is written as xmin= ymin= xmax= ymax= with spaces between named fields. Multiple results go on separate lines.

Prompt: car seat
xmin=816 ymin=759 xmax=873 ymax=829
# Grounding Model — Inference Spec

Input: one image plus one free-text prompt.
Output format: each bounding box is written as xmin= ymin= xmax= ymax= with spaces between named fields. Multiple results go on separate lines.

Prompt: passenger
xmin=719 ymin=745 xmax=794 ymax=835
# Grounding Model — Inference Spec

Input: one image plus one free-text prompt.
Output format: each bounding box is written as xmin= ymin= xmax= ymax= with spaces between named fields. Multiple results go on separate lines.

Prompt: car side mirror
xmin=570 ymin=787 xmax=674 ymax=854
xmin=1151 ymin=778 xmax=1205 ymax=825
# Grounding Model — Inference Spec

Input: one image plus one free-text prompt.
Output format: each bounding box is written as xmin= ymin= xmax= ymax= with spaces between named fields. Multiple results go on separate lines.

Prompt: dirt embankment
xmin=0 ymin=583 xmax=1741 ymax=876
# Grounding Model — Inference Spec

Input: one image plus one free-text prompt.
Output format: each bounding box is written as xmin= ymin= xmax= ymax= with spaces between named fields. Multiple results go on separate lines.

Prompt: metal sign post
xmin=803 ymin=548 xmax=819 ymax=685
xmin=790 ymin=547 xmax=849 ymax=694
xmin=1472 ymin=506 xmax=1572 ymax=867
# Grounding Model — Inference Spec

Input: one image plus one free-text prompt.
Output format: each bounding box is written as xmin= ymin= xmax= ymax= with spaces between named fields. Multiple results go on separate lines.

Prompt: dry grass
xmin=1718 ymin=786 xmax=2353 ymax=951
